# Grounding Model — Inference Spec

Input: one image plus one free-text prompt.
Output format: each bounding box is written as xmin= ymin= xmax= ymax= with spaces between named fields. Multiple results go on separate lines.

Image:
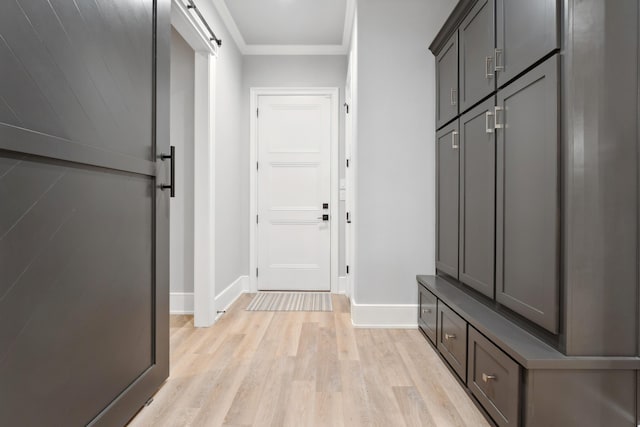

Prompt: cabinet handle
xmin=494 ymin=48 xmax=504 ymax=72
xmin=450 ymin=88 xmax=457 ymax=106
xmin=451 ymin=131 xmax=459 ymax=150
xmin=485 ymin=110 xmax=494 ymax=134
xmin=494 ymin=106 xmax=504 ymax=129
xmin=482 ymin=373 xmax=497 ymax=382
xmin=422 ymin=309 xmax=432 ymax=315
xmin=444 ymin=333 xmax=456 ymax=340
xmin=485 ymin=56 xmax=494 ymax=79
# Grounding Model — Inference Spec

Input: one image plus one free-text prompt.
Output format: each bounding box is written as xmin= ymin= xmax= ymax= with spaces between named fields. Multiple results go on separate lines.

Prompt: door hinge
xmin=346 ymin=211 xmax=351 ymax=223
xmin=256 ymin=214 xmax=259 ymax=224
xmin=346 ymin=159 xmax=350 ymax=168
xmin=344 ymin=102 xmax=350 ymax=114
xmin=256 ymin=268 xmax=259 ymax=277
xmin=256 ymin=161 xmax=259 ymax=171
xmin=346 ymin=265 xmax=350 ymax=274
xmin=256 ymin=108 xmax=259 ymax=118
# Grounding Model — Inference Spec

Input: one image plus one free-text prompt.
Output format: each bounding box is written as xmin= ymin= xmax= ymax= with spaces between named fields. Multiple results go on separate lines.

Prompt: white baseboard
xmin=170 ymin=292 xmax=194 ymax=314
xmin=351 ymin=301 xmax=418 ymax=328
xmin=170 ymin=275 xmax=250 ymax=317
xmin=337 ymin=276 xmax=347 ymax=295
xmin=215 ymin=275 xmax=250 ymax=318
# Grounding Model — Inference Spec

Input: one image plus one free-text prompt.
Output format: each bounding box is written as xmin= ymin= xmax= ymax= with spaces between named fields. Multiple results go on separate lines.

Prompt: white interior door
xmin=257 ymin=95 xmax=331 ymax=291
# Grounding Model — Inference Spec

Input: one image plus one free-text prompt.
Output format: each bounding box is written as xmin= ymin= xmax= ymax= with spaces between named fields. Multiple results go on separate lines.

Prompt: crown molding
xmin=211 ymin=0 xmax=355 ymax=56
xmin=243 ymin=44 xmax=349 ymax=55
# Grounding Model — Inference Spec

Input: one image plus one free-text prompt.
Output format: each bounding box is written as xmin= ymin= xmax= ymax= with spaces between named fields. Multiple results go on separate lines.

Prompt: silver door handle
xmin=485 ymin=56 xmax=494 ymax=79
xmin=482 ymin=373 xmax=497 ymax=382
xmin=422 ymin=309 xmax=432 ymax=315
xmin=485 ymin=110 xmax=494 ymax=133
xmin=494 ymin=106 xmax=504 ymax=129
xmin=450 ymin=88 xmax=457 ymax=106
xmin=444 ymin=333 xmax=456 ymax=340
xmin=494 ymin=48 xmax=504 ymax=72
xmin=451 ymin=131 xmax=459 ymax=150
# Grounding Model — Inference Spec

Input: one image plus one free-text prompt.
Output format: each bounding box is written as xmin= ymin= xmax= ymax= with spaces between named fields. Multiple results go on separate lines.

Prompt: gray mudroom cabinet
xmin=436 ymin=34 xmax=459 ymax=128
xmin=495 ymin=0 xmax=559 ymax=87
xmin=424 ymin=0 xmax=640 ymax=426
xmin=495 ymin=55 xmax=559 ymax=333
xmin=436 ymin=120 xmax=460 ymax=278
xmin=459 ymin=0 xmax=495 ymax=111
xmin=459 ymin=97 xmax=495 ymax=299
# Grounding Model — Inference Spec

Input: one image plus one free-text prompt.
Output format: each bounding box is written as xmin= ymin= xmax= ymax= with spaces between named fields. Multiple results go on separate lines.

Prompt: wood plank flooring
xmin=129 ymin=294 xmax=489 ymax=427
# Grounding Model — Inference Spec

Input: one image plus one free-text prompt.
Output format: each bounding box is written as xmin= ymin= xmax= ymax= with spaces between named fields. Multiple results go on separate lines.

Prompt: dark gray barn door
xmin=0 ymin=1 xmax=170 ymax=426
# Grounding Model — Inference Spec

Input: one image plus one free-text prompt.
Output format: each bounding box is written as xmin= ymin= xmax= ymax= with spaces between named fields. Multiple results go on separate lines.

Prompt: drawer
xmin=418 ymin=287 xmax=437 ymax=344
xmin=437 ymin=303 xmax=467 ymax=382
xmin=468 ymin=327 xmax=520 ymax=426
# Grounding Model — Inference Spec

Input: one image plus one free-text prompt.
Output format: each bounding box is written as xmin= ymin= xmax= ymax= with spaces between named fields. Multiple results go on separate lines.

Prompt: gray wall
xmin=242 ymin=55 xmax=349 ymax=275
xmin=354 ymin=0 xmax=457 ymax=304
xmin=197 ymin=1 xmax=248 ymax=293
xmin=169 ymin=29 xmax=195 ymax=294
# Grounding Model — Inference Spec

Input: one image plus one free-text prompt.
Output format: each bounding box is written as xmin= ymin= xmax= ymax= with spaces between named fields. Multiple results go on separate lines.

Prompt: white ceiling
xmin=212 ymin=0 xmax=355 ymax=55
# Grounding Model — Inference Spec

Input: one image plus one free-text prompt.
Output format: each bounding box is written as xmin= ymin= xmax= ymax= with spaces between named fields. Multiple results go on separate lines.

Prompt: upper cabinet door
xmin=459 ymin=97 xmax=496 ymax=299
xmin=436 ymin=120 xmax=460 ymax=279
xmin=496 ymin=0 xmax=559 ymax=87
xmin=436 ymin=33 xmax=459 ymax=129
xmin=495 ymin=56 xmax=559 ymax=333
xmin=459 ymin=0 xmax=495 ymax=112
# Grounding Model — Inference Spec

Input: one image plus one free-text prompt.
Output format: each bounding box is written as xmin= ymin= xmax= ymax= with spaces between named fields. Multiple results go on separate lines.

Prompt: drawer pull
xmin=482 ymin=373 xmax=497 ymax=382
xmin=422 ymin=309 xmax=432 ymax=314
xmin=444 ymin=333 xmax=456 ymax=341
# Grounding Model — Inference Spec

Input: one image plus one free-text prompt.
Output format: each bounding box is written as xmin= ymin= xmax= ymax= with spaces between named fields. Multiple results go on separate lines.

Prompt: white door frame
xmin=171 ymin=0 xmax=218 ymax=326
xmin=250 ymin=87 xmax=340 ymax=293
xmin=344 ymin=64 xmax=354 ymax=300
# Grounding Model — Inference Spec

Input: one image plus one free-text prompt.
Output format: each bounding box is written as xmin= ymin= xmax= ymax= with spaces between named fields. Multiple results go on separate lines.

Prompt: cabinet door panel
xmin=496 ymin=56 xmax=559 ymax=333
xmin=496 ymin=0 xmax=558 ymax=86
xmin=459 ymin=98 xmax=495 ymax=298
xmin=460 ymin=0 xmax=495 ymax=112
xmin=437 ymin=33 xmax=459 ymax=128
xmin=436 ymin=121 xmax=460 ymax=278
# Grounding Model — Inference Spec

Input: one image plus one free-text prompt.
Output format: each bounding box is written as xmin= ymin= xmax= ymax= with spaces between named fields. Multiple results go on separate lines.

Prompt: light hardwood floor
xmin=129 ymin=294 xmax=489 ymax=427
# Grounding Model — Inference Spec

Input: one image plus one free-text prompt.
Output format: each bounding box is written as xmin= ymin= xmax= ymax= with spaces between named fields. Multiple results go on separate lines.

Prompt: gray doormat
xmin=246 ymin=292 xmax=333 ymax=312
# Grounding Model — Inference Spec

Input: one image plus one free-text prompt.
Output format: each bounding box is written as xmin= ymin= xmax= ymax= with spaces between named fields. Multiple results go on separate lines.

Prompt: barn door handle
xmin=160 ymin=146 xmax=175 ymax=198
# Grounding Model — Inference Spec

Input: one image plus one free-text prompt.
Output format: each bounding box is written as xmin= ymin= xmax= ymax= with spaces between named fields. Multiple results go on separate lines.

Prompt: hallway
xmin=129 ymin=295 xmax=488 ymax=427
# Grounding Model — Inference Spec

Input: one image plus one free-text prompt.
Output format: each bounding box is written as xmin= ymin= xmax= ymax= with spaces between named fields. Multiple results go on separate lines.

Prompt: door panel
xmin=436 ymin=121 xmax=460 ymax=279
xmin=436 ymin=33 xmax=459 ymax=129
xmin=459 ymin=98 xmax=495 ymax=298
xmin=0 ymin=157 xmax=153 ymax=426
xmin=496 ymin=56 xmax=559 ymax=333
xmin=460 ymin=0 xmax=495 ymax=112
xmin=496 ymin=0 xmax=559 ymax=87
xmin=0 ymin=1 xmax=170 ymax=425
xmin=258 ymin=95 xmax=331 ymax=291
